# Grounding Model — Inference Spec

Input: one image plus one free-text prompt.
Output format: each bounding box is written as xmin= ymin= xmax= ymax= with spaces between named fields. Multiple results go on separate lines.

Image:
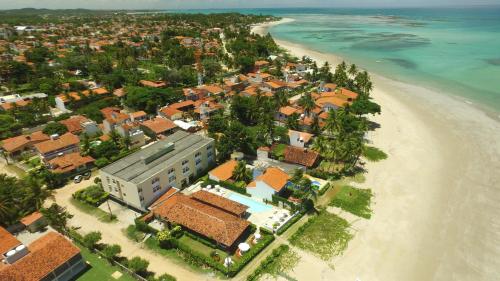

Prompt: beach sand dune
xmin=253 ymin=20 xmax=500 ymax=281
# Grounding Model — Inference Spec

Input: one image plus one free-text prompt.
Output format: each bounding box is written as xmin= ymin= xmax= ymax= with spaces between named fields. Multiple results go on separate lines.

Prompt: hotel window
xmin=169 ymin=175 xmax=176 ymax=182
xmin=207 ymin=151 xmax=213 ymax=158
xmin=112 ymin=179 xmax=116 ymax=183
xmin=140 ymin=196 xmax=144 ymax=201
xmin=195 ymin=152 xmax=202 ymax=158
xmin=138 ymin=188 xmax=143 ymax=193
xmin=106 ymin=177 xmax=110 ymax=183
xmin=182 ymin=166 xmax=190 ymax=174
xmin=195 ymin=158 xmax=202 ymax=166
xmin=151 ymin=177 xmax=160 ymax=184
xmin=182 ymin=159 xmax=189 ymax=166
xmin=207 ymin=144 xmax=213 ymax=150
xmin=153 ymin=185 xmax=161 ymax=193
xmin=168 ymin=168 xmax=175 ymax=174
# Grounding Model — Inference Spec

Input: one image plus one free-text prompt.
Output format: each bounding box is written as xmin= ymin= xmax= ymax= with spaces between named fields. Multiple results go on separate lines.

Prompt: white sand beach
xmin=253 ymin=19 xmax=500 ymax=281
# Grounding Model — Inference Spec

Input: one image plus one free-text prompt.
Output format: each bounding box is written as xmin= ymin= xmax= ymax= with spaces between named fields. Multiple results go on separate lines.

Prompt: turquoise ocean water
xmin=173 ymin=7 xmax=500 ymax=112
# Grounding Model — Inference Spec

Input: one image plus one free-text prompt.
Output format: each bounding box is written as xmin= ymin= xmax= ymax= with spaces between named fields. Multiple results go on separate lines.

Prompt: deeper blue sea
xmin=172 ymin=7 xmax=500 ymax=112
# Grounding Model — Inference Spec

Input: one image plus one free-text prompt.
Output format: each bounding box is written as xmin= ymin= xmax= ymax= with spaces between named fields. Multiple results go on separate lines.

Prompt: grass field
xmin=330 ymin=185 xmax=373 ymax=219
xmin=289 ymin=211 xmax=352 ymax=261
xmin=363 ymin=146 xmax=388 ymax=162
xmin=76 ymin=245 xmax=135 ymax=281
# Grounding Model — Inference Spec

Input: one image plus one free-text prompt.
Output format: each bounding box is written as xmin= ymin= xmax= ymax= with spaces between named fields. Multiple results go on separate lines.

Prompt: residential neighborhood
xmin=1 ymin=9 xmax=381 ymax=281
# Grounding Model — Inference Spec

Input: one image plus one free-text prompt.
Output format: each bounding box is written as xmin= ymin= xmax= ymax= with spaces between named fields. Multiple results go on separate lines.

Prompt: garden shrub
xmin=72 ymin=185 xmax=109 ymax=207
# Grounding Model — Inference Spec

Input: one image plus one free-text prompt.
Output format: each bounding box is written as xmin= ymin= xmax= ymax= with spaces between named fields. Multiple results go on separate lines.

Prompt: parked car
xmin=74 ymin=175 xmax=83 ymax=184
xmin=83 ymin=171 xmax=91 ymax=180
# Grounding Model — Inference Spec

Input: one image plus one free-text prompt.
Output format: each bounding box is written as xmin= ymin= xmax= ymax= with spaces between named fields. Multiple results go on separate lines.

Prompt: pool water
xmin=227 ymin=193 xmax=272 ymax=213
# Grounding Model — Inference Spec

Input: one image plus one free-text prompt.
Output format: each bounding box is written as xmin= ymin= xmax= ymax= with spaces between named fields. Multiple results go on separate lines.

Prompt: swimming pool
xmin=227 ymin=193 xmax=272 ymax=213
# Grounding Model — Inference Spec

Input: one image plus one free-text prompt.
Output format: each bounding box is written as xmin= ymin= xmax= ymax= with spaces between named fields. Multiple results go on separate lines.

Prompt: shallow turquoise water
xmin=227 ymin=193 xmax=272 ymax=213
xmin=263 ymin=8 xmax=500 ymax=112
xmin=171 ymin=7 xmax=500 ymax=111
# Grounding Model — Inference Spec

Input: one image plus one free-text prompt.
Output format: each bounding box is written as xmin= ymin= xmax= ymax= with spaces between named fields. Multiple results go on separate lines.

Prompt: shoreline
xmin=253 ymin=19 xmax=500 ymax=281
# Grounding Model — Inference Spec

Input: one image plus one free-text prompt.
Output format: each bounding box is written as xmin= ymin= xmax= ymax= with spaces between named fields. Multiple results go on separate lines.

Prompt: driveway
xmin=49 ymin=174 xmax=214 ymax=281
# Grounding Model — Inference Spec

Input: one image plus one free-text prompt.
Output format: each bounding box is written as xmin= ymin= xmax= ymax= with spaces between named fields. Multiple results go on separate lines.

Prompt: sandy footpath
xmin=253 ymin=19 xmax=500 ymax=281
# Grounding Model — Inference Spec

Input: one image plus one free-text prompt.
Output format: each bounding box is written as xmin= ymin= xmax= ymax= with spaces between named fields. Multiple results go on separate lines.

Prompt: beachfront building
xmin=100 ymin=131 xmax=215 ymax=210
xmin=0 ymin=227 xmax=86 ymax=281
xmin=151 ymin=190 xmax=250 ymax=249
xmin=247 ymin=167 xmax=290 ymax=202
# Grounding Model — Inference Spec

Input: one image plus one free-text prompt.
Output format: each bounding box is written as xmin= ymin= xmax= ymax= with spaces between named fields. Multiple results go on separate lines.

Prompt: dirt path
xmin=50 ymin=176 xmax=211 ymax=281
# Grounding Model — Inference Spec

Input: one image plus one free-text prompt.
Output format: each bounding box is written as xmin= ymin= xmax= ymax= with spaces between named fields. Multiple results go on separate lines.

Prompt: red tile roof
xmin=141 ymin=117 xmax=177 ymax=135
xmin=34 ymin=133 xmax=80 ymax=154
xmin=47 ymin=152 xmax=94 ymax=174
xmin=153 ymin=193 xmax=250 ymax=247
xmin=20 ymin=211 xmax=44 ymax=226
xmin=284 ymin=146 xmax=319 ymax=168
xmin=0 ymin=232 xmax=81 ymax=281
xmin=59 ymin=115 xmax=89 ymax=134
xmin=191 ymin=190 xmax=248 ymax=217
xmin=0 ymin=227 xmax=22 ymax=255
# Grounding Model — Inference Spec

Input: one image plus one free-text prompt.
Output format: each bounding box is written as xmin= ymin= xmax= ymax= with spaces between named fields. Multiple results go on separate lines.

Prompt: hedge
xmin=202 ymin=178 xmax=249 ymax=196
xmin=170 ymin=233 xmax=275 ymax=277
xmin=318 ymin=182 xmax=331 ymax=196
xmin=246 ymin=244 xmax=290 ymax=281
xmin=72 ymin=185 xmax=109 ymax=207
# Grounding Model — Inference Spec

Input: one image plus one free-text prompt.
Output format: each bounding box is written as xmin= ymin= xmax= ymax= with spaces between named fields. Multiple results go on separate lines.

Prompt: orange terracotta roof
xmin=1 ymin=135 xmax=31 ymax=152
xmin=160 ymin=106 xmax=182 ymax=118
xmin=0 ymin=100 xmax=30 ymax=111
xmin=0 ymin=232 xmax=80 ymax=281
xmin=141 ymin=117 xmax=177 ymax=135
xmin=315 ymin=96 xmax=349 ymax=108
xmin=254 ymin=60 xmax=269 ymax=66
xmin=279 ymin=106 xmax=299 ymax=116
xmin=0 ymin=227 xmax=22 ymax=255
xmin=29 ymin=131 xmax=50 ymax=143
xmin=170 ymin=100 xmax=195 ymax=110
xmin=34 ymin=133 xmax=80 ymax=154
xmin=92 ymin=87 xmax=109 ymax=95
xmin=153 ymin=193 xmax=250 ymax=247
xmin=200 ymin=85 xmax=223 ymax=94
xmin=209 ymin=160 xmax=238 ymax=182
xmin=149 ymin=188 xmax=179 ymax=209
xmin=256 ymin=167 xmax=290 ymax=192
xmin=338 ymin=88 xmax=359 ymax=100
xmin=20 ymin=211 xmax=43 ymax=226
xmin=140 ymin=80 xmax=167 ymax=88
xmin=59 ymin=115 xmax=89 ymax=134
xmin=191 ymin=190 xmax=248 ymax=217
xmin=113 ymin=88 xmax=126 ymax=97
xmin=130 ymin=111 xmax=147 ymax=119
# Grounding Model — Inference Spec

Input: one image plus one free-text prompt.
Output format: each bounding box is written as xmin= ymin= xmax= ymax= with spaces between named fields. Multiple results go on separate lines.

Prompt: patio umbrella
xmin=238 ymin=243 xmax=250 ymax=253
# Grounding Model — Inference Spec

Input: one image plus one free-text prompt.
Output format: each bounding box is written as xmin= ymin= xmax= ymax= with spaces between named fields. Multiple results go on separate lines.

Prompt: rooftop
xmin=191 ymin=190 xmax=248 ymax=217
xmin=208 ymin=159 xmax=237 ymax=182
xmin=101 ymin=131 xmax=213 ymax=184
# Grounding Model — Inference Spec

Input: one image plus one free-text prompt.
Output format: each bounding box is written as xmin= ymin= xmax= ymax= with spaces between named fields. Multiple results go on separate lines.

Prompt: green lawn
xmin=177 ymin=235 xmax=226 ymax=258
xmin=363 ymin=146 xmax=388 ymax=162
xmin=76 ymin=245 xmax=135 ymax=281
xmin=330 ymin=185 xmax=373 ymax=219
xmin=70 ymin=198 xmax=117 ymax=223
xmin=289 ymin=211 xmax=353 ymax=261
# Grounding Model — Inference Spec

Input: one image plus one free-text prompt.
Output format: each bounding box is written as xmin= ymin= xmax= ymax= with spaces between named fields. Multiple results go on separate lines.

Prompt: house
xmin=256 ymin=146 xmax=271 ymax=161
xmin=275 ymin=106 xmax=300 ymax=123
xmin=284 ymin=146 xmax=319 ymax=168
xmin=152 ymin=191 xmax=250 ymax=249
xmin=193 ymin=99 xmax=224 ymax=120
xmin=140 ymin=80 xmax=167 ymax=88
xmin=288 ymin=130 xmax=313 ymax=148
xmin=130 ymin=111 xmax=147 ymax=122
xmin=47 ymin=152 xmax=94 ymax=175
xmin=140 ymin=117 xmax=178 ymax=138
xmin=319 ymin=82 xmax=337 ymax=92
xmin=100 ymin=131 xmax=215 ymax=210
xmin=159 ymin=106 xmax=183 ymax=121
xmin=20 ymin=211 xmax=47 ymax=233
xmin=0 ymin=131 xmax=50 ymax=160
xmin=34 ymin=133 xmax=80 ymax=161
xmin=254 ymin=60 xmax=270 ymax=72
xmin=59 ymin=115 xmax=100 ymax=136
xmin=208 ymin=159 xmax=238 ymax=182
xmin=115 ymin=123 xmax=146 ymax=149
xmin=0 ymin=227 xmax=86 ymax=281
xmin=102 ymin=107 xmax=130 ymax=134
xmin=247 ymin=167 xmax=290 ymax=201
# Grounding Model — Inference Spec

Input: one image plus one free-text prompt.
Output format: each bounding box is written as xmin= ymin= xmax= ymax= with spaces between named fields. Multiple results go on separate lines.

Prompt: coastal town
xmin=0 ymin=10 xmax=384 ymax=281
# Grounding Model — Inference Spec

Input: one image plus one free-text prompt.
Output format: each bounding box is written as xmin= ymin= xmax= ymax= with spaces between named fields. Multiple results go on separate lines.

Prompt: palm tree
xmin=298 ymin=92 xmax=315 ymax=117
xmin=348 ymin=64 xmax=358 ymax=77
xmin=232 ymin=161 xmax=251 ymax=183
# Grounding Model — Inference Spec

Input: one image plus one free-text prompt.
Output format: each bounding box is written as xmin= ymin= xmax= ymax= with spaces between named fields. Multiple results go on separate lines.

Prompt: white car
xmin=73 ymin=175 xmax=83 ymax=184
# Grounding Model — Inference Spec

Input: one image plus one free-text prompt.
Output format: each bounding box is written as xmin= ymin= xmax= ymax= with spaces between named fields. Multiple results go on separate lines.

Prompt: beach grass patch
xmin=289 ymin=211 xmax=352 ymax=261
xmin=70 ymin=198 xmax=117 ymax=223
xmin=330 ymin=185 xmax=373 ymax=219
xmin=363 ymin=146 xmax=388 ymax=162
